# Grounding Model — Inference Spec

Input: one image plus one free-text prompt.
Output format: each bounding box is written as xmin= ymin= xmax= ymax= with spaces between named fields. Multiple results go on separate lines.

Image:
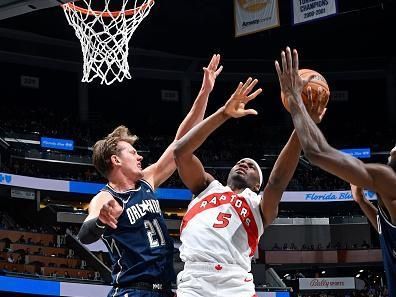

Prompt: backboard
xmin=0 ymin=0 xmax=75 ymax=20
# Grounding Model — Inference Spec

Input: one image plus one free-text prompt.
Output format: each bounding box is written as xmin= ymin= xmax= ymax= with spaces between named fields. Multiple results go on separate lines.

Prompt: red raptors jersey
xmin=179 ymin=180 xmax=264 ymax=272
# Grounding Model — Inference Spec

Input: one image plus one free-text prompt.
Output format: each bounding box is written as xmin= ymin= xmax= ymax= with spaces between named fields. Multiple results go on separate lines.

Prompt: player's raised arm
xmin=174 ymin=78 xmax=262 ymax=195
xmin=143 ymin=55 xmax=223 ymax=189
xmin=275 ymin=47 xmax=383 ymax=189
xmin=261 ymin=83 xmax=327 ymax=227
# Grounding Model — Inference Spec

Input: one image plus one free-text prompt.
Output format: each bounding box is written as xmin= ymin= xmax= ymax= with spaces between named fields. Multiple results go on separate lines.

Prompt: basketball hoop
xmin=62 ymin=0 xmax=155 ymax=85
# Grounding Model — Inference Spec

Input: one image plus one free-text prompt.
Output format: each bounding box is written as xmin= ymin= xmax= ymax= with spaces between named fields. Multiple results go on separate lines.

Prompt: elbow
xmin=77 ymin=233 xmax=91 ymax=245
xmin=267 ymin=176 xmax=282 ymax=191
xmin=303 ymin=149 xmax=322 ymax=165
xmin=78 ymin=237 xmax=90 ymax=245
xmin=262 ymin=207 xmax=279 ymax=228
xmin=173 ymin=140 xmax=183 ymax=160
xmin=173 ymin=139 xmax=189 ymax=161
xmin=77 ymin=228 xmax=97 ymax=245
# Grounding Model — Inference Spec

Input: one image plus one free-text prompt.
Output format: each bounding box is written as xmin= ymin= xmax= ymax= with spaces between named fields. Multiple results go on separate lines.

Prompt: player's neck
xmin=108 ymin=172 xmax=139 ymax=192
xmin=228 ymin=185 xmax=245 ymax=194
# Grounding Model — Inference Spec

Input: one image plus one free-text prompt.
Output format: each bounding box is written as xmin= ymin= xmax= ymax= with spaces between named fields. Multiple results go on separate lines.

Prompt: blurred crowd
xmin=0 ymin=107 xmax=394 ymax=192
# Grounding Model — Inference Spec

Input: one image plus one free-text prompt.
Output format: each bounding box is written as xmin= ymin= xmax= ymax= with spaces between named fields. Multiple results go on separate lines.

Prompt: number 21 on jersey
xmin=144 ymin=219 xmax=166 ymax=248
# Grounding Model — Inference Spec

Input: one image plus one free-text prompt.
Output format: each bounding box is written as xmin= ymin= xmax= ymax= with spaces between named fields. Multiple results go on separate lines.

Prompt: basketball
xmin=281 ymin=69 xmax=330 ymax=112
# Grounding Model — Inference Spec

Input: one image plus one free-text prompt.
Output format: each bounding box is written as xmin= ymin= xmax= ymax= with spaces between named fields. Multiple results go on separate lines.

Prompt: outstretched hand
xmin=202 ymin=54 xmax=223 ymax=93
xmin=223 ymin=77 xmax=262 ymax=118
xmin=275 ymin=47 xmax=315 ymax=109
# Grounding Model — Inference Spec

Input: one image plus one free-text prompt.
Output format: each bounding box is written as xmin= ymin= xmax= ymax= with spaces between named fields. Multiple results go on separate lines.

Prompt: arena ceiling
xmin=0 ymin=0 xmax=394 ymax=61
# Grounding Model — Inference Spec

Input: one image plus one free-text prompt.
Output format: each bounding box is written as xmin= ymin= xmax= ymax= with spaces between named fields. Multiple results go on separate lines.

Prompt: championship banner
xmin=292 ymin=0 xmax=337 ymax=25
xmin=234 ymin=0 xmax=279 ymax=37
xmin=299 ymin=277 xmax=355 ymax=290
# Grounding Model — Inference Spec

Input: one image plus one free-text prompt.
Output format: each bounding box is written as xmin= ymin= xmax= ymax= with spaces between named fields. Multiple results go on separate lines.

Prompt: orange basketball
xmin=281 ymin=69 xmax=330 ymax=112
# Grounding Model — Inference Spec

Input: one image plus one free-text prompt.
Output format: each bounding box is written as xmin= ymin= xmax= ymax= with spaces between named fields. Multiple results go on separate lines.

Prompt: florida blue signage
xmin=340 ymin=148 xmax=371 ymax=159
xmin=41 ymin=137 xmax=74 ymax=151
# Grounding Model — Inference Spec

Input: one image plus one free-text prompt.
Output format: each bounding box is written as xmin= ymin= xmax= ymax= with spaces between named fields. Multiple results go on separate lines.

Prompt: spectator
xmin=361 ymin=240 xmax=370 ymax=249
xmin=17 ymin=235 xmax=25 ymax=244
xmin=272 ymin=243 xmax=281 ymax=250
xmin=7 ymin=254 xmax=14 ymax=263
xmin=34 ymin=248 xmax=43 ymax=256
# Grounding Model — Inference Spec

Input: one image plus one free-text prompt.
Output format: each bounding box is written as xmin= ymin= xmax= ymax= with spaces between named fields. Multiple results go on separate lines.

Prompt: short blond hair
xmin=92 ymin=125 xmax=138 ymax=178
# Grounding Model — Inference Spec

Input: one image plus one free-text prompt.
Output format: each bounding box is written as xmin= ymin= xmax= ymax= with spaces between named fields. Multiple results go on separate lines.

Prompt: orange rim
xmin=63 ymin=0 xmax=154 ymax=17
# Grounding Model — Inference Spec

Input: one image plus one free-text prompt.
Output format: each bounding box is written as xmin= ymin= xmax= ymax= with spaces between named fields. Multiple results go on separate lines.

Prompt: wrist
xmin=200 ymin=85 xmax=212 ymax=95
xmin=218 ymin=106 xmax=231 ymax=120
xmin=96 ymin=218 xmax=106 ymax=229
xmin=356 ymin=196 xmax=368 ymax=205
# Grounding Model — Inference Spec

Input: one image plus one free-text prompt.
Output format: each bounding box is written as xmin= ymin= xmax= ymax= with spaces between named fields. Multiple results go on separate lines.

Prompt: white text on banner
xmin=292 ymin=0 xmax=337 ymax=25
xmin=235 ymin=0 xmax=280 ymax=37
xmin=299 ymin=277 xmax=355 ymax=290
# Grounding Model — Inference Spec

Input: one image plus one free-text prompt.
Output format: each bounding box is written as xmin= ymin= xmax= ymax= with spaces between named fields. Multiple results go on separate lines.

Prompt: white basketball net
xmin=62 ymin=0 xmax=154 ymax=85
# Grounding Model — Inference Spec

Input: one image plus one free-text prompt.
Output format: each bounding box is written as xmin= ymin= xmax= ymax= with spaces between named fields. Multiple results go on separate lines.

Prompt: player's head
xmin=388 ymin=144 xmax=396 ymax=172
xmin=92 ymin=125 xmax=143 ymax=179
xmin=227 ymin=158 xmax=263 ymax=193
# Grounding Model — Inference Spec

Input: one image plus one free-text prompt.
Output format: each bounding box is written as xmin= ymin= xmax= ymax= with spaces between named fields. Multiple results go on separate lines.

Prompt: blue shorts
xmin=108 ymin=287 xmax=174 ymax=297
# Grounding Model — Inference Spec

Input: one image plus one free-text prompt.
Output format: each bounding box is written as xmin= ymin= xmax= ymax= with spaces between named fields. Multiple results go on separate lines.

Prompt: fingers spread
xmin=241 ymin=77 xmax=253 ymax=94
xmin=275 ymin=60 xmax=282 ymax=81
xmin=243 ymin=78 xmax=258 ymax=96
xmin=244 ymin=109 xmax=258 ymax=116
xmin=293 ymin=49 xmax=299 ymax=72
xmin=281 ymin=51 xmax=287 ymax=74
xmin=208 ymin=54 xmax=216 ymax=69
xmin=234 ymin=82 xmax=244 ymax=95
xmin=215 ymin=65 xmax=223 ymax=76
xmin=247 ymin=88 xmax=263 ymax=101
xmin=286 ymin=47 xmax=293 ymax=73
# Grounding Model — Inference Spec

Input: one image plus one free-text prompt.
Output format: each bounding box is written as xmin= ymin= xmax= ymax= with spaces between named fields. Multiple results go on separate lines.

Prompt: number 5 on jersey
xmin=213 ymin=212 xmax=232 ymax=228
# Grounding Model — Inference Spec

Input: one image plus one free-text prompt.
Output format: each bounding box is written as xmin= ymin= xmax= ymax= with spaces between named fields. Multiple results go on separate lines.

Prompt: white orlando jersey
xmin=179 ymin=180 xmax=264 ymax=272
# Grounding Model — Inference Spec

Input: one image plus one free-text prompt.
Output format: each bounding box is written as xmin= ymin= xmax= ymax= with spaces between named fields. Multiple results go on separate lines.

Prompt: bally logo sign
xmin=299 ymin=277 xmax=355 ymax=290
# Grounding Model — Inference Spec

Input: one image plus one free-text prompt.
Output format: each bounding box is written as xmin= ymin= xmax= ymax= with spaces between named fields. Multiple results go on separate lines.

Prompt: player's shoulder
xmin=85 ymin=190 xmax=116 ymax=221
xmin=366 ymin=162 xmax=393 ymax=171
xmin=203 ymin=179 xmax=225 ymax=192
xmin=242 ymin=188 xmax=262 ymax=205
xmin=139 ymin=179 xmax=155 ymax=192
xmin=366 ymin=163 xmax=396 ymax=180
xmin=366 ymin=163 xmax=396 ymax=194
xmin=194 ymin=180 xmax=225 ymax=199
xmin=91 ymin=190 xmax=114 ymax=206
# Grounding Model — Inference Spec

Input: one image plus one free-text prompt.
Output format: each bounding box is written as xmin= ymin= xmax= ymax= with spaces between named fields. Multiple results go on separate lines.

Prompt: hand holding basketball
xmin=275 ymin=47 xmax=305 ymax=108
xmin=275 ymin=47 xmax=330 ymax=114
xmin=223 ymin=77 xmax=262 ymax=118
